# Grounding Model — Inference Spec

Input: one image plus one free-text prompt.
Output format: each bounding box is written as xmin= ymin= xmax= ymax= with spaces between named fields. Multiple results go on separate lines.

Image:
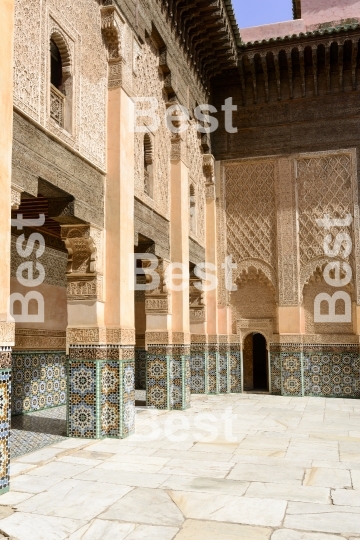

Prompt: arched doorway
xmin=243 ymin=333 xmax=269 ymax=391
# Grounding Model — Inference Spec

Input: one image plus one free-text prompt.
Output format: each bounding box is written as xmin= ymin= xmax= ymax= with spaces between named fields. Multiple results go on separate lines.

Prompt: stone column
xmin=0 ymin=0 xmax=15 ymax=495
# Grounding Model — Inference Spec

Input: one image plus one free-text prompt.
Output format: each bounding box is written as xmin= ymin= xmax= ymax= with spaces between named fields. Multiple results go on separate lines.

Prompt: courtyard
xmin=0 ymin=393 xmax=359 ymax=539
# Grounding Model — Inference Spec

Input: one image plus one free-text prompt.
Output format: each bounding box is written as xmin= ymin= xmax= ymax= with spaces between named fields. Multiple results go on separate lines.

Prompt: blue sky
xmin=232 ymin=0 xmax=293 ymax=28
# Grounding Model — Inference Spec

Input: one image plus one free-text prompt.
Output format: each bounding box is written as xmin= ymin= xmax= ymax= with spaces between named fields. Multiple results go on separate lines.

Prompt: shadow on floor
xmin=10 ymin=406 xmax=67 ymax=459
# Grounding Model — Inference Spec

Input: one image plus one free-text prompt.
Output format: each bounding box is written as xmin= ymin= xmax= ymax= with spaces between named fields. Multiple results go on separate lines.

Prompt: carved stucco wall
xmin=133 ymin=37 xmax=206 ymax=248
xmin=230 ymin=282 xmax=278 ymax=335
xmin=188 ymin=121 xmax=206 ymax=247
xmin=222 ymin=149 xmax=359 ymax=340
xmin=296 ymin=151 xmax=358 ymax=301
xmin=14 ymin=0 xmax=108 ymax=170
xmin=134 ymin=38 xmax=171 ymax=219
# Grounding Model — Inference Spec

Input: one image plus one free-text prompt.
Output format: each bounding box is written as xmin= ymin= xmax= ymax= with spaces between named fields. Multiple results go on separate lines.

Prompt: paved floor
xmin=10 ymin=406 xmax=67 ymax=459
xmin=1 ymin=393 xmax=360 ymax=540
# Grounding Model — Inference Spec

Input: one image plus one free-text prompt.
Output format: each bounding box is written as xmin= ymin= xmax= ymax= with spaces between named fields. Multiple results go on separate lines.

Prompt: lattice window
xmin=49 ymin=32 xmax=72 ymax=132
xmin=189 ymin=183 xmax=196 ymax=233
xmin=143 ymin=133 xmax=154 ymax=198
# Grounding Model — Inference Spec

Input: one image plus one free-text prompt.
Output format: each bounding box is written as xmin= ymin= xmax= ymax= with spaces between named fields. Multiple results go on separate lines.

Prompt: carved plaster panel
xmin=296 ymin=150 xmax=358 ymax=302
xmin=275 ymin=158 xmax=300 ymax=306
xmin=237 ymin=318 xmax=273 ymax=348
xmin=13 ymin=0 xmax=108 ymax=170
xmin=134 ymin=38 xmax=171 ymax=219
xmin=14 ymin=329 xmax=66 ymax=350
xmin=0 ymin=322 xmax=16 ymax=346
xmin=11 ymin=235 xmax=67 ymax=288
xmin=67 ymin=327 xmax=135 ymax=346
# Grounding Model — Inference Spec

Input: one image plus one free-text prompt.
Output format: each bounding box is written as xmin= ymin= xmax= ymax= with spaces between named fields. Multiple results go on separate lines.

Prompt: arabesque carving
xmin=189 ymin=268 xmax=206 ymax=324
xmin=61 ymin=225 xmax=104 ymax=301
xmin=0 ymin=322 xmax=15 ymax=346
xmin=145 ymin=259 xmax=172 ymax=314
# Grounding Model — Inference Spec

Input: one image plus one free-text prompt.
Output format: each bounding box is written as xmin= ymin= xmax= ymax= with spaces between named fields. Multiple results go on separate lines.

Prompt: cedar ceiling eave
xmin=157 ymin=0 xmax=239 ymax=82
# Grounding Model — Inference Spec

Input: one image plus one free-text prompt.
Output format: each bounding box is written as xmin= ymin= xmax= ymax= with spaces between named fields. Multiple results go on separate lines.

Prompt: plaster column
xmin=146 ymin=116 xmax=191 ymax=410
xmin=204 ymin=156 xmax=220 ymax=394
xmin=65 ymin=9 xmax=136 ymax=438
xmin=0 ymin=0 xmax=15 ymax=494
xmin=168 ymin=125 xmax=191 ymax=410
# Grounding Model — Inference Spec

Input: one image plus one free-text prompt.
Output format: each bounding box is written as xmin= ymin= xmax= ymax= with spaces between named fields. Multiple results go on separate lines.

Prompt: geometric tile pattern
xmin=12 ymin=351 xmax=67 ymax=415
xmin=270 ymin=343 xmax=360 ymax=399
xmin=229 ymin=345 xmax=242 ymax=393
xmin=190 ymin=344 xmax=207 ymax=394
xmin=207 ymin=344 xmax=218 ymax=394
xmin=135 ymin=348 xmax=147 ymax=390
xmin=190 ymin=343 xmax=242 ymax=395
xmin=146 ymin=346 xmax=169 ymax=409
xmin=68 ymin=360 xmax=97 ymax=438
xmin=146 ymin=345 xmax=191 ymax=410
xmin=281 ymin=350 xmax=303 ymax=397
xmin=68 ymin=346 xmax=135 ymax=439
xmin=269 ymin=346 xmax=282 ymax=395
xmin=219 ymin=344 xmax=229 ymax=393
xmin=303 ymin=345 xmax=360 ymax=398
xmin=0 ymin=368 xmax=11 ymax=494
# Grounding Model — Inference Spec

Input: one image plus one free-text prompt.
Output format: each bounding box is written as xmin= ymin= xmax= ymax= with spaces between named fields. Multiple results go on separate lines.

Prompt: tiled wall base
xmin=270 ymin=343 xmax=360 ymax=398
xmin=68 ymin=346 xmax=135 ymax=439
xmin=190 ymin=344 xmax=207 ymax=394
xmin=146 ymin=345 xmax=191 ymax=410
xmin=135 ymin=348 xmax=146 ymax=390
xmin=304 ymin=345 xmax=360 ymax=398
xmin=190 ymin=343 xmax=242 ymax=395
xmin=0 ymin=347 xmax=12 ymax=494
xmin=229 ymin=345 xmax=242 ymax=393
xmin=12 ymin=351 xmax=67 ymax=415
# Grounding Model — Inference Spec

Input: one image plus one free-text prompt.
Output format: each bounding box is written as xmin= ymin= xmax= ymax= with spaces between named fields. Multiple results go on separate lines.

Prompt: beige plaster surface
xmin=0 ymin=0 xmax=15 ymax=342
xmin=205 ymin=189 xmax=218 ymax=336
xmin=278 ymin=306 xmax=305 ymax=335
xmin=104 ymin=86 xmax=135 ymax=335
xmin=2 ymin=393 xmax=360 ymax=539
xmin=10 ymin=279 xmax=67 ymax=331
xmin=170 ymin=159 xmax=190 ymax=336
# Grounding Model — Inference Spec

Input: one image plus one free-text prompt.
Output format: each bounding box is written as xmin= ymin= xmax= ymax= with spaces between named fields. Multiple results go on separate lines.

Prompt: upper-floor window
xmin=51 ymin=40 xmax=63 ymax=89
xmin=144 ymin=133 xmax=154 ymax=198
xmin=189 ymin=183 xmax=196 ymax=233
xmin=49 ymin=33 xmax=72 ymax=133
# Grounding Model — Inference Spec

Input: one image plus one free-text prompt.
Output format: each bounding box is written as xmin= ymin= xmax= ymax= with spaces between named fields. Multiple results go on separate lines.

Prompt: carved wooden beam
xmin=298 ymin=46 xmax=306 ymax=97
xmin=352 ymin=39 xmax=358 ymax=91
xmin=260 ymin=54 xmax=269 ymax=102
xmin=325 ymin=43 xmax=331 ymax=94
xmin=238 ymin=59 xmax=247 ymax=106
xmin=285 ymin=50 xmax=294 ymax=99
xmin=338 ymin=41 xmax=344 ymax=92
xmin=273 ymin=53 xmax=282 ymax=101
xmin=247 ymin=54 xmax=258 ymax=104
xmin=312 ymin=46 xmax=318 ymax=96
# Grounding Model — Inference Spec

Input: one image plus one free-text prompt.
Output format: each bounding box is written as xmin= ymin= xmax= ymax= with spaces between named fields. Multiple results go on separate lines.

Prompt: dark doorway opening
xmin=243 ymin=332 xmax=269 ymax=392
xmin=253 ymin=333 xmax=268 ymax=390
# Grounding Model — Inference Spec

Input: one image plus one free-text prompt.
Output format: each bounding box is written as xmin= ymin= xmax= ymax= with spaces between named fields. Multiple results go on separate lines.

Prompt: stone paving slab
xmin=1 ymin=394 xmax=360 ymax=539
